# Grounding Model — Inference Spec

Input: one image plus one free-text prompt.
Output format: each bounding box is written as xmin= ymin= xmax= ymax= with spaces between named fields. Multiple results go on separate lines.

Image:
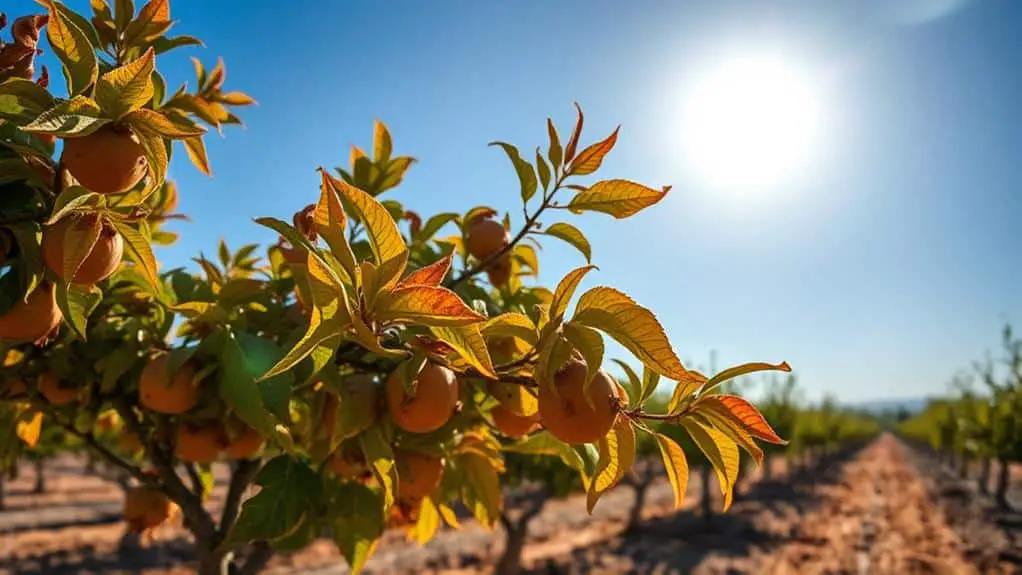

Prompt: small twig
xmin=56 ymin=420 xmax=148 ymax=484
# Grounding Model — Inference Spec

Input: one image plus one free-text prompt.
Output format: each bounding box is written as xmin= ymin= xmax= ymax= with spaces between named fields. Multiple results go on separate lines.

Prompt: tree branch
xmin=238 ymin=541 xmax=274 ymax=575
xmin=185 ymin=462 xmax=205 ymax=498
xmin=217 ymin=459 xmax=262 ymax=547
xmin=56 ymin=421 xmax=148 ymax=484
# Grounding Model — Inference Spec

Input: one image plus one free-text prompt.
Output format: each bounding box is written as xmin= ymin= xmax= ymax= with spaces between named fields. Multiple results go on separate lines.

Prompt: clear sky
xmin=12 ymin=0 xmax=1022 ymax=403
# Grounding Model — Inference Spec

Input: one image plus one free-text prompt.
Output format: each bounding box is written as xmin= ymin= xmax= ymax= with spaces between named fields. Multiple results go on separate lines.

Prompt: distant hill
xmin=846 ymin=397 xmax=930 ymax=415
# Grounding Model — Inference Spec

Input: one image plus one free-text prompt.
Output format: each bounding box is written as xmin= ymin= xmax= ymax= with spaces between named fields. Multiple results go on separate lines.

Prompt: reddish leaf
xmin=568 ymin=126 xmax=619 ymax=176
xmin=563 ymin=102 xmax=584 ymax=165
xmin=377 ymin=285 xmax=485 ymax=326
xmin=714 ymin=394 xmax=788 ymax=445
xmin=398 ymin=254 xmax=453 ymax=288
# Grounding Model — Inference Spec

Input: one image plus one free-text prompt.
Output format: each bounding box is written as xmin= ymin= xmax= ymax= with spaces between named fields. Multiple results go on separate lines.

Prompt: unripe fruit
xmin=395 ymin=450 xmax=444 ymax=500
xmin=37 ymin=372 xmax=77 ymax=406
xmin=42 ymin=217 xmax=124 ymax=285
xmin=174 ymin=424 xmax=225 ymax=463
xmin=491 ymin=403 xmax=540 ymax=437
xmin=386 ymin=364 xmax=458 ymax=434
xmin=138 ymin=353 xmax=200 ymax=414
xmin=124 ymin=485 xmax=176 ymax=533
xmin=224 ymin=425 xmax=264 ymax=460
xmin=466 ymin=217 xmax=509 ymax=260
xmin=61 ymin=125 xmax=147 ymax=195
xmin=538 ymin=359 xmax=622 ymax=445
xmin=0 ymin=283 xmax=62 ymax=344
xmin=486 ymin=253 xmax=512 ymax=287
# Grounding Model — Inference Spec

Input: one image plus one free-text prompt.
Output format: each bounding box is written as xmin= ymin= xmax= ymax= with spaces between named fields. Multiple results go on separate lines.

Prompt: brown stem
xmin=216 ymin=459 xmax=262 ymax=549
xmin=54 ymin=419 xmax=149 ymax=484
xmin=185 ymin=462 xmax=205 ymax=498
xmin=238 ymin=541 xmax=274 ymax=575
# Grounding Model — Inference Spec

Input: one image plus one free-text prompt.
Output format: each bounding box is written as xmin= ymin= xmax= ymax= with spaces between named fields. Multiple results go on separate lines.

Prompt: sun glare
xmin=679 ymin=52 xmax=825 ymax=194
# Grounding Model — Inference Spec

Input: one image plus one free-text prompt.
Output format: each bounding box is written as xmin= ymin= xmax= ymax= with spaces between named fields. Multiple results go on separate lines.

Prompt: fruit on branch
xmin=124 ymin=485 xmax=177 ymax=533
xmin=491 ymin=403 xmax=540 ymax=437
xmin=386 ymin=363 xmax=458 ymax=433
xmin=486 ymin=253 xmax=512 ymax=287
xmin=42 ymin=216 xmax=124 ymax=285
xmin=37 ymin=372 xmax=77 ymax=406
xmin=395 ymin=449 xmax=444 ymax=499
xmin=538 ymin=359 xmax=622 ymax=445
xmin=174 ymin=422 xmax=226 ymax=463
xmin=224 ymin=424 xmax=264 ymax=460
xmin=0 ymin=282 xmax=62 ymax=344
xmin=138 ymin=353 xmax=200 ymax=414
xmin=466 ymin=217 xmax=509 ymax=260
xmin=61 ymin=125 xmax=148 ymax=195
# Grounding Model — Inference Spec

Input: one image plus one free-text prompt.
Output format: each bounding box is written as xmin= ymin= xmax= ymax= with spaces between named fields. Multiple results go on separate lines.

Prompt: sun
xmin=679 ymin=52 xmax=825 ymax=194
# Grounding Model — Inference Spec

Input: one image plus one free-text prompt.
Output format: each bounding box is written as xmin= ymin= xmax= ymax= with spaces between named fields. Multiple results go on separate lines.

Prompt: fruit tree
xmin=0 ymin=2 xmax=793 ymax=574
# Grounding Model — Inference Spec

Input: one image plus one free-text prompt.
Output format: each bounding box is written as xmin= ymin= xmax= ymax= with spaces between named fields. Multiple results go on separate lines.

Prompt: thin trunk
xmin=700 ymin=465 xmax=713 ymax=520
xmin=996 ymin=458 xmax=1012 ymax=510
xmin=495 ymin=512 xmax=534 ymax=575
xmin=33 ymin=459 xmax=45 ymax=494
xmin=197 ymin=549 xmax=231 ymax=575
xmin=979 ymin=457 xmax=991 ymax=495
xmin=626 ymin=481 xmax=649 ymax=532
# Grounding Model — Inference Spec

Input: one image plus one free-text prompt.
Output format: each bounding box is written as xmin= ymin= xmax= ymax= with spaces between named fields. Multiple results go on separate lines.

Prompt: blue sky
xmin=12 ymin=0 xmax=1022 ymax=403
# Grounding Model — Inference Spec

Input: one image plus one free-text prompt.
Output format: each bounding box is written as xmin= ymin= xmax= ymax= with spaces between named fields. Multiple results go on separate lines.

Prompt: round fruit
xmin=386 ymin=364 xmax=458 ymax=433
xmin=538 ymin=359 xmax=621 ymax=444
xmin=491 ymin=403 xmax=540 ymax=437
xmin=328 ymin=450 xmax=370 ymax=481
xmin=124 ymin=486 xmax=176 ymax=533
xmin=61 ymin=124 xmax=147 ymax=195
xmin=486 ymin=253 xmax=512 ymax=287
xmin=224 ymin=425 xmax=264 ymax=459
xmin=466 ymin=217 xmax=509 ymax=260
xmin=42 ymin=216 xmax=124 ymax=285
xmin=395 ymin=450 xmax=444 ymax=499
xmin=37 ymin=372 xmax=77 ymax=406
xmin=138 ymin=353 xmax=200 ymax=414
xmin=0 ymin=283 xmax=62 ymax=344
xmin=174 ymin=424 xmax=225 ymax=463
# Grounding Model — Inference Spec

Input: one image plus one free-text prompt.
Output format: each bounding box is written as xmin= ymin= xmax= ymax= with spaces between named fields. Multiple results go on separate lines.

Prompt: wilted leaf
xmin=586 ymin=417 xmax=635 ymax=513
xmin=568 ymin=126 xmax=618 ymax=176
xmin=542 ymin=222 xmax=591 ymax=263
xmin=653 ymin=431 xmax=689 ymax=509
xmin=431 ymin=324 xmax=496 ymax=379
xmin=566 ymin=179 xmax=670 ymax=219
xmin=95 ymin=47 xmax=154 ymax=119
xmin=39 ymin=0 xmax=99 ymax=96
xmin=572 ymin=287 xmax=688 ymax=381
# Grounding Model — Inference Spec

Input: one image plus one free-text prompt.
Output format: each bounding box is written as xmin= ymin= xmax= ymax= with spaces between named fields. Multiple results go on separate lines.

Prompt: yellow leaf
xmin=184 ymin=136 xmax=211 ymax=176
xmin=567 ymin=179 xmax=670 ymax=219
xmin=218 ymin=91 xmax=257 ymax=106
xmin=134 ymin=125 xmax=168 ymax=197
xmin=703 ymin=394 xmax=788 ymax=445
xmin=586 ymin=417 xmax=635 ymax=513
xmin=562 ymin=321 xmax=604 ymax=408
xmin=695 ymin=411 xmax=763 ymax=468
xmin=681 ymin=418 xmax=739 ymax=512
xmin=460 ymin=453 xmax=502 ymax=529
xmin=701 ymin=362 xmax=792 ymax=396
xmin=437 ymin=504 xmax=461 ymax=529
xmin=667 ymin=371 xmax=708 ymax=414
xmin=572 ymin=287 xmax=688 ymax=381
xmin=58 ymin=215 xmax=101 ymax=281
xmin=397 ymin=253 xmax=453 ymax=287
xmin=542 ymin=222 xmax=591 ymax=263
xmin=431 ymin=324 xmax=496 ymax=379
xmin=512 ymin=243 xmax=539 ymax=277
xmin=488 ymin=380 xmax=538 ymax=417
xmin=563 ymin=102 xmax=584 ymax=165
xmin=547 ymin=117 xmax=563 ymax=171
xmin=39 ymin=0 xmax=98 ymax=97
xmin=568 ymin=126 xmax=619 ymax=176
xmin=360 ymin=426 xmax=397 ymax=511
xmin=16 ymin=407 xmax=43 ymax=448
xmin=126 ymin=108 xmax=205 ymax=139
xmin=315 ymin=170 xmax=357 ymax=281
xmin=550 ymin=265 xmax=596 ymax=321
xmin=410 ymin=496 xmax=440 ymax=546
xmin=373 ymin=119 xmax=392 ymax=162
xmin=95 ymin=47 xmax=155 ymax=119
xmin=480 ymin=312 xmax=538 ymax=345
xmin=111 ymin=219 xmax=160 ymax=290
xmin=325 ymin=171 xmax=408 ymax=289
xmin=376 ymin=285 xmax=485 ymax=327
xmin=654 ymin=431 xmax=689 ymax=509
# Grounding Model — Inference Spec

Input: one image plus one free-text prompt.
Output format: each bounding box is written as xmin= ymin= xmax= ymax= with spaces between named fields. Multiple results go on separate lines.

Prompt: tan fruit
xmin=395 ymin=450 xmax=444 ymax=500
xmin=124 ymin=486 xmax=176 ymax=533
xmin=42 ymin=216 xmax=124 ymax=285
xmin=0 ymin=283 xmax=62 ymax=344
xmin=466 ymin=217 xmax=509 ymax=260
xmin=224 ymin=425 xmax=264 ymax=459
xmin=486 ymin=253 xmax=512 ymax=287
xmin=538 ymin=359 xmax=621 ymax=444
xmin=37 ymin=372 xmax=77 ymax=406
xmin=61 ymin=125 xmax=147 ymax=195
xmin=386 ymin=364 xmax=458 ymax=433
xmin=138 ymin=353 xmax=200 ymax=414
xmin=174 ymin=423 xmax=225 ymax=463
xmin=491 ymin=403 xmax=540 ymax=437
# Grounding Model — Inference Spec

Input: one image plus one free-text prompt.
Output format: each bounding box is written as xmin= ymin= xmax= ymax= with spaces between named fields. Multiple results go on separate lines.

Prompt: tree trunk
xmin=626 ymin=481 xmax=649 ymax=533
xmin=996 ymin=458 xmax=1012 ymax=510
xmin=33 ymin=459 xmax=45 ymax=494
xmin=495 ymin=515 xmax=529 ymax=575
xmin=700 ymin=465 xmax=713 ymax=520
xmin=197 ymin=549 xmax=231 ymax=575
xmin=979 ymin=457 xmax=991 ymax=495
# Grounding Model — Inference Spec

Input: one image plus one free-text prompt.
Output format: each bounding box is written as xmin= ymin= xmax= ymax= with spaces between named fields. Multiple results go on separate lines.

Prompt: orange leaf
xmin=377 ymin=285 xmax=485 ymax=327
xmin=568 ymin=126 xmax=619 ymax=176
xmin=567 ymin=179 xmax=670 ymax=219
xmin=714 ymin=394 xmax=788 ymax=445
xmin=16 ymin=407 xmax=43 ymax=448
xmin=563 ymin=102 xmax=584 ymax=165
xmin=398 ymin=254 xmax=453 ymax=288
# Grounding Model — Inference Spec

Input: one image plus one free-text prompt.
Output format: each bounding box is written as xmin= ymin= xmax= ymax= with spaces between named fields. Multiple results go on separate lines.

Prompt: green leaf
xmin=653 ymin=430 xmax=689 ymax=509
xmin=489 ymin=141 xmax=538 ymax=204
xmin=536 ymin=148 xmax=551 ymax=192
xmin=257 ymin=303 xmax=345 ymax=382
xmin=95 ymin=48 xmax=155 ymax=120
xmin=99 ymin=346 xmax=139 ymax=393
xmin=550 ymin=265 xmax=596 ymax=322
xmin=610 ymin=359 xmax=641 ymax=408
xmin=110 ymin=219 xmax=160 ymax=289
xmin=547 ymin=118 xmax=563 ymax=173
xmin=115 ymin=0 xmax=136 ymax=32
xmin=565 ymin=179 xmax=671 ymax=219
xmin=229 ymin=456 xmax=322 ymax=544
xmin=572 ymin=286 xmax=688 ymax=381
xmin=360 ymin=426 xmax=397 ymax=510
xmin=55 ymin=282 xmax=101 ymax=340
xmin=150 ymin=34 xmax=203 ymax=55
xmin=6 ymin=222 xmax=43 ymax=304
xmin=541 ymin=222 xmax=591 ymax=263
xmin=640 ymin=364 xmax=661 ymax=408
xmin=416 ymin=212 xmax=459 ymax=243
xmin=21 ymin=96 xmax=108 ymax=137
xmin=39 ymin=0 xmax=99 ymax=96
xmin=329 ymin=482 xmax=384 ymax=574
xmin=480 ymin=312 xmax=538 ymax=345
xmin=219 ymin=332 xmax=292 ymax=438
xmin=0 ymin=79 xmax=55 ymax=124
